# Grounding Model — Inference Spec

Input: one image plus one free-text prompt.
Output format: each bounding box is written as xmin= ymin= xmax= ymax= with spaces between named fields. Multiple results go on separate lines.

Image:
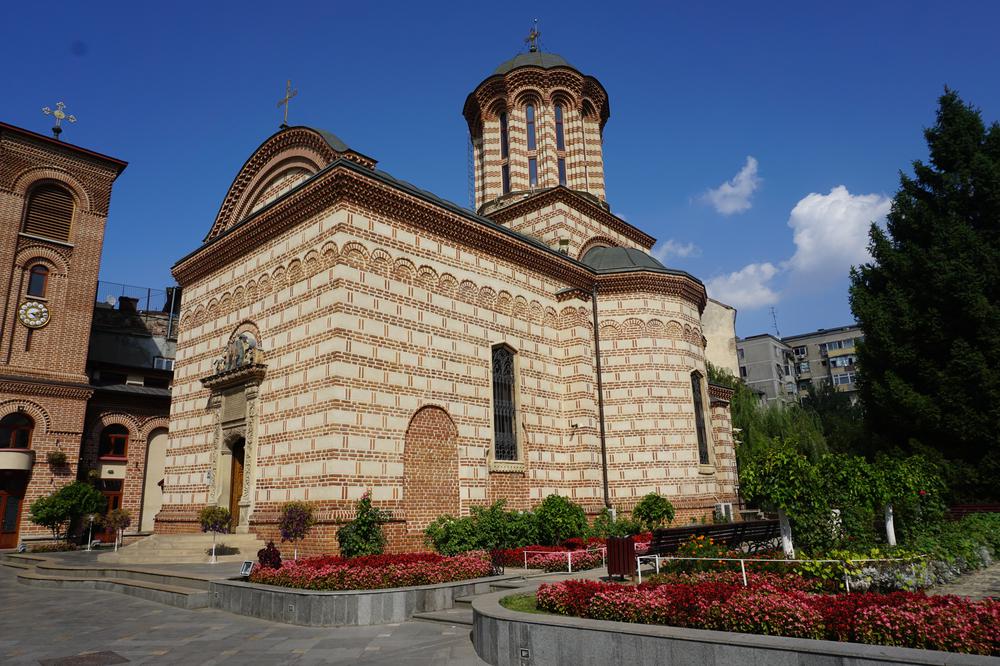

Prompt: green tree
xmin=29 ymin=481 xmax=104 ymax=541
xmin=849 ymin=89 xmax=1000 ymax=499
xmin=337 ymin=490 xmax=388 ymax=557
xmin=631 ymin=493 xmax=675 ymax=530
xmin=533 ymin=494 xmax=588 ymax=546
xmin=802 ymin=383 xmax=866 ymax=455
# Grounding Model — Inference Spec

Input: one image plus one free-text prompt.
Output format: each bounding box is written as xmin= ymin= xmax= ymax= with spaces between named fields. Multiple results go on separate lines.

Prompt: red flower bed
xmin=249 ymin=551 xmax=492 ymax=591
xmin=536 ymin=573 xmax=1000 ymax=655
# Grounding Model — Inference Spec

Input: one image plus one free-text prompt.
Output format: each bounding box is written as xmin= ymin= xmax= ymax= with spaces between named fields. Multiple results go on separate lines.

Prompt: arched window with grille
xmin=499 ymin=112 xmax=511 ymax=194
xmin=26 ymin=265 xmax=49 ymax=298
xmin=99 ymin=424 xmax=129 ymax=459
xmin=0 ymin=414 xmax=33 ymax=449
xmin=23 ymin=184 xmax=74 ymax=243
xmin=492 ymin=345 xmax=518 ymax=461
xmin=691 ymin=372 xmax=710 ymax=465
xmin=525 ymin=104 xmax=538 ymax=187
xmin=555 ymin=103 xmax=567 ymax=186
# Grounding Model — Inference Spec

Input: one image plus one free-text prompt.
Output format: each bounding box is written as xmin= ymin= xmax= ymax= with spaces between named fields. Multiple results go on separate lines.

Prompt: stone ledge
xmin=471 ymin=587 xmax=996 ymax=666
xmin=210 ymin=573 xmax=519 ymax=627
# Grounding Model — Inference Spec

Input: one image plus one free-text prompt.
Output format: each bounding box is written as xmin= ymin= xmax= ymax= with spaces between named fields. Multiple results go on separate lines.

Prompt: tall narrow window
xmin=499 ymin=112 xmax=509 ymax=160
xmin=0 ymin=413 xmax=33 ymax=449
xmin=528 ymin=158 xmax=538 ymax=186
xmin=26 ymin=265 xmax=48 ymax=298
xmin=499 ymin=112 xmax=511 ymax=194
xmin=691 ymin=373 xmax=710 ymax=465
xmin=555 ymin=104 xmax=566 ymax=150
xmin=525 ymin=104 xmax=536 ymax=150
xmin=557 ymin=158 xmax=567 ymax=186
xmin=23 ymin=184 xmax=73 ymax=242
xmin=492 ymin=345 xmax=517 ymax=461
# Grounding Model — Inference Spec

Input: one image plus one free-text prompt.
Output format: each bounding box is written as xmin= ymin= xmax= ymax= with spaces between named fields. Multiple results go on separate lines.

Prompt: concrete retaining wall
xmin=472 ymin=589 xmax=996 ymax=666
xmin=210 ymin=574 xmax=516 ymax=626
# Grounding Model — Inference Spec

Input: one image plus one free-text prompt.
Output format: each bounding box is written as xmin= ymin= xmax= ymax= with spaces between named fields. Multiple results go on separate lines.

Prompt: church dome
xmin=493 ymin=51 xmax=574 ymax=75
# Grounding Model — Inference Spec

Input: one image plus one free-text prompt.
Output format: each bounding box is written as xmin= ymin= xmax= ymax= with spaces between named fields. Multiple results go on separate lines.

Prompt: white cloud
xmin=702 ymin=156 xmax=761 ymax=215
xmin=652 ymin=239 xmax=701 ymax=262
xmin=706 ymin=262 xmax=780 ymax=309
xmin=786 ymin=186 xmax=890 ymax=277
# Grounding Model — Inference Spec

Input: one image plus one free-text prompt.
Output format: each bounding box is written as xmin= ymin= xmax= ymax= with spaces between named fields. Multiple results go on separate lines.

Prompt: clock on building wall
xmin=18 ymin=301 xmax=50 ymax=328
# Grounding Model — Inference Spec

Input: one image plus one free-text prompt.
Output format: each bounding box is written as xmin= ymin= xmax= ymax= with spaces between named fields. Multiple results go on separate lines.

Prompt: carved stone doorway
xmin=229 ymin=438 xmax=245 ymax=529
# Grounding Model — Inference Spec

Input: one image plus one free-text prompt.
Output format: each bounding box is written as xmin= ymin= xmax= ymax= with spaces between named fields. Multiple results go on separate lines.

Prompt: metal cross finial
xmin=525 ymin=19 xmax=541 ymax=53
xmin=277 ymin=80 xmax=298 ymax=128
xmin=41 ymin=101 xmax=76 ymax=140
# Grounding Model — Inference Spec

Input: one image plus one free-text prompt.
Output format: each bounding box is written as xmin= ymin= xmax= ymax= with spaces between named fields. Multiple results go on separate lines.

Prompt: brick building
xmin=160 ymin=47 xmax=740 ymax=554
xmin=0 ymin=121 xmax=177 ymax=548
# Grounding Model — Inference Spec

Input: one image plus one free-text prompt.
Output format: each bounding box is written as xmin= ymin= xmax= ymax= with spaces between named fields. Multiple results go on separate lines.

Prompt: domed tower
xmin=463 ymin=46 xmax=610 ymax=213
xmin=464 ymin=44 xmax=654 ymax=258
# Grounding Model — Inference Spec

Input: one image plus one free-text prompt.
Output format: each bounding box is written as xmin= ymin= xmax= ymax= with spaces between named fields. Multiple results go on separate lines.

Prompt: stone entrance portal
xmin=200 ymin=328 xmax=265 ymax=534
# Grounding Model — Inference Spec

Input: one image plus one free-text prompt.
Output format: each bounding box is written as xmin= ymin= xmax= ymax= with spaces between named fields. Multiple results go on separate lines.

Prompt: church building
xmin=161 ymin=46 xmax=739 ymax=553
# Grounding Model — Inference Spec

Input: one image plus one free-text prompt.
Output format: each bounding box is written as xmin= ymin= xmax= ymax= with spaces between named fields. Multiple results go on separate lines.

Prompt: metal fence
xmin=95 ymin=280 xmax=180 ymax=337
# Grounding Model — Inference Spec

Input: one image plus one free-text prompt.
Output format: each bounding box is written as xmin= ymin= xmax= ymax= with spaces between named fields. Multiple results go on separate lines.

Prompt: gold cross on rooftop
xmin=41 ymin=101 xmax=76 ymax=140
xmin=277 ymin=80 xmax=298 ymax=128
xmin=525 ymin=19 xmax=541 ymax=53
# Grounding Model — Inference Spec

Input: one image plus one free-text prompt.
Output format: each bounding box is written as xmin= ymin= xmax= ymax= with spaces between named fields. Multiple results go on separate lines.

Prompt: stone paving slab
xmin=0 ymin=566 xmax=485 ymax=665
xmin=930 ymin=562 xmax=1000 ymax=600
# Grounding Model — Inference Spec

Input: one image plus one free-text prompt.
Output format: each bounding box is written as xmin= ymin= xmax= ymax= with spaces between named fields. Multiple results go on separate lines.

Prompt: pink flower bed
xmin=496 ymin=535 xmax=650 ymax=571
xmin=249 ymin=552 xmax=493 ymax=590
xmin=536 ymin=574 xmax=999 ymax=655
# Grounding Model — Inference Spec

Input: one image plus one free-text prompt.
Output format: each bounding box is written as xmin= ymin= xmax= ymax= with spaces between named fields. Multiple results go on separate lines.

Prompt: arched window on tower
xmin=99 ymin=424 xmax=129 ymax=460
xmin=0 ymin=413 xmax=33 ymax=449
xmin=690 ymin=372 xmax=710 ymax=465
xmin=555 ymin=103 xmax=567 ymax=186
xmin=26 ymin=265 xmax=49 ymax=298
xmin=23 ymin=184 xmax=73 ymax=243
xmin=525 ymin=104 xmax=538 ymax=187
xmin=499 ymin=112 xmax=511 ymax=194
xmin=491 ymin=345 xmax=518 ymax=461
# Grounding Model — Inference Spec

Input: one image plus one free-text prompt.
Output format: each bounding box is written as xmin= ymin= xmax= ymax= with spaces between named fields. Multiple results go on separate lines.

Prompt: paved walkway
xmin=930 ymin=562 xmax=1000 ymax=600
xmin=0 ymin=565 xmax=486 ymax=665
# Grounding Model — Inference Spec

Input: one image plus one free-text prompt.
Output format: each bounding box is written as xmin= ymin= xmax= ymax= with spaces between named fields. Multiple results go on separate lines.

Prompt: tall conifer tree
xmin=850 ymin=90 xmax=1000 ymax=497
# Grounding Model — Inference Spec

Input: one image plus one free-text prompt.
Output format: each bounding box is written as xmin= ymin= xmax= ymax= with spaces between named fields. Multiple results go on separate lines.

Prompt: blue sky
xmin=4 ymin=2 xmax=999 ymax=337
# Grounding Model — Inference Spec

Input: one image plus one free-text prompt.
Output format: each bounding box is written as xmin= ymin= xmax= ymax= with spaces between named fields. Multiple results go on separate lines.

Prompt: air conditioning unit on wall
xmin=714 ymin=502 xmax=734 ymax=523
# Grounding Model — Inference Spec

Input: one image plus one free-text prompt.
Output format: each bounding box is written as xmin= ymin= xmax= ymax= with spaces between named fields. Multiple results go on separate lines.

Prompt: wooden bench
xmin=646 ymin=520 xmax=780 ymax=558
xmin=947 ymin=504 xmax=1000 ymax=520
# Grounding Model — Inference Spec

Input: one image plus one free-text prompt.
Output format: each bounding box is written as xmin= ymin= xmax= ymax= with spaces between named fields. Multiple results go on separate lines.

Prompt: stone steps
xmin=34 ymin=562 xmax=214 ymax=591
xmin=411 ymin=607 xmax=474 ymax=627
xmin=17 ymin=570 xmax=211 ymax=609
xmin=98 ymin=533 xmax=264 ymax=564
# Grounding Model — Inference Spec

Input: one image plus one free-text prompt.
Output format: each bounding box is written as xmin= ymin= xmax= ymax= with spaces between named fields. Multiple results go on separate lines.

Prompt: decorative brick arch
xmin=578 ymin=236 xmax=617 ymax=260
xmin=0 ymin=400 xmax=50 ymax=434
xmin=14 ymin=244 xmax=70 ymax=275
xmin=87 ymin=412 xmax=141 ymax=442
xmin=139 ymin=416 xmax=170 ymax=440
xmin=12 ymin=168 xmax=93 ymax=212
xmin=402 ymin=406 xmax=459 ymax=533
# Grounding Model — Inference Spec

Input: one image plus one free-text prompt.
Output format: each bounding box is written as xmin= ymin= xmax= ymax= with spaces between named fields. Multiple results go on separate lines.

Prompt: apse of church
xmin=161 ymin=48 xmax=738 ymax=552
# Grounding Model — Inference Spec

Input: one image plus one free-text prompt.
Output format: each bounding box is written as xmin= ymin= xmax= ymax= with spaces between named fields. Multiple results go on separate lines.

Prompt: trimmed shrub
xmin=632 ymin=493 xmax=675 ymax=530
xmin=337 ymin=490 xmax=388 ymax=558
xmin=534 ymin=494 xmax=587 ymax=546
xmin=198 ymin=506 xmax=231 ymax=534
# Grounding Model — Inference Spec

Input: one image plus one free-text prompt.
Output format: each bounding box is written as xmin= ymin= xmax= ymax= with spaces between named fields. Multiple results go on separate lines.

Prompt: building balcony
xmin=0 ymin=449 xmax=34 ymax=471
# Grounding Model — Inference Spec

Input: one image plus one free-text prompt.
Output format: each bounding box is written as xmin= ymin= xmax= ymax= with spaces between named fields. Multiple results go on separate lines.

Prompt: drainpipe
xmin=591 ymin=285 xmax=611 ymax=510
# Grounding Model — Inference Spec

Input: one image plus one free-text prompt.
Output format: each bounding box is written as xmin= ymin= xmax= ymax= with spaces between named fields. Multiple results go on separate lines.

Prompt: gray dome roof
xmin=581 ymin=246 xmax=668 ymax=273
xmin=311 ymin=127 xmax=351 ymax=153
xmin=493 ymin=51 xmax=574 ymax=75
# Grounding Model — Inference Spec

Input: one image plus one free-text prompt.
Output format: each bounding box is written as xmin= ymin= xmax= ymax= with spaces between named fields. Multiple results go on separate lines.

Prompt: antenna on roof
xmin=770 ymin=307 xmax=781 ymax=338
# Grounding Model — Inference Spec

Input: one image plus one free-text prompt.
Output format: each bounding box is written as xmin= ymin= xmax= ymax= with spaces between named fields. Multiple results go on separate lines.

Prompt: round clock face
xmin=18 ymin=301 xmax=50 ymax=328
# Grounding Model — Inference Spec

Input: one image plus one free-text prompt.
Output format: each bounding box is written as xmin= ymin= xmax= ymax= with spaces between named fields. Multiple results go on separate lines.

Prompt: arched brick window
xmin=99 ymin=424 xmax=129 ymax=459
xmin=555 ymin=104 xmax=567 ymax=185
xmin=27 ymin=265 xmax=49 ymax=298
xmin=525 ymin=104 xmax=538 ymax=187
xmin=0 ymin=414 xmax=33 ymax=449
xmin=23 ymin=184 xmax=74 ymax=243
xmin=492 ymin=345 xmax=518 ymax=461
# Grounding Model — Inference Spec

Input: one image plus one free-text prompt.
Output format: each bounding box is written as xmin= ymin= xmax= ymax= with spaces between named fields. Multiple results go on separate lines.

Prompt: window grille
xmin=492 ymin=346 xmax=517 ymax=461
xmin=691 ymin=373 xmax=709 ymax=465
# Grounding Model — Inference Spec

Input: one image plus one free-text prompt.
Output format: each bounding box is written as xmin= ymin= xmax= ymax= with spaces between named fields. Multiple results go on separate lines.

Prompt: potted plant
xmin=98 ymin=508 xmax=132 ymax=552
xmin=198 ymin=506 xmax=231 ymax=564
xmin=46 ymin=450 xmax=67 ymax=467
xmin=279 ymin=501 xmax=316 ymax=561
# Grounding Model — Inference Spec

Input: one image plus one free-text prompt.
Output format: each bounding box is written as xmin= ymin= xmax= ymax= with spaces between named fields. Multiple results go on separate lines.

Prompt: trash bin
xmin=606 ymin=536 xmax=637 ymax=578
